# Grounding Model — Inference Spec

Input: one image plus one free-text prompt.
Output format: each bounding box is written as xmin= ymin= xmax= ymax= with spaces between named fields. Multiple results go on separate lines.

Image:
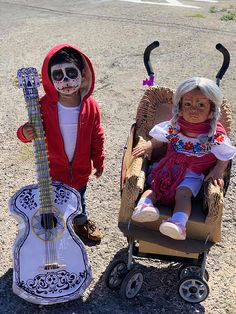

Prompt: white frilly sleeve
xmin=149 ymin=121 xmax=171 ymax=143
xmin=211 ymin=135 xmax=236 ymax=161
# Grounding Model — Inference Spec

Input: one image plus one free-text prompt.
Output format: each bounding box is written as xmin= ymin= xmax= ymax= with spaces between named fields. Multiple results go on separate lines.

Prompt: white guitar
xmin=9 ymin=67 xmax=92 ymax=305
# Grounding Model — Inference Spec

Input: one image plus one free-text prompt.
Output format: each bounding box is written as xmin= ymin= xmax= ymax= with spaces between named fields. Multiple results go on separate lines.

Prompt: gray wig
xmin=171 ymin=77 xmax=223 ymax=137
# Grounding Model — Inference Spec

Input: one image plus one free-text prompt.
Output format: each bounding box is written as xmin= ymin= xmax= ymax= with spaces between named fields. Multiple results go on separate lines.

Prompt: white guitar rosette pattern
xmin=9 ymin=182 xmax=92 ymax=305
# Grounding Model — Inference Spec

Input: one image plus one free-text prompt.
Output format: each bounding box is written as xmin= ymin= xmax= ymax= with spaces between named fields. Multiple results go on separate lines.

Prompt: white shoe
xmin=159 ymin=220 xmax=186 ymax=240
xmin=132 ymin=204 xmax=159 ymax=223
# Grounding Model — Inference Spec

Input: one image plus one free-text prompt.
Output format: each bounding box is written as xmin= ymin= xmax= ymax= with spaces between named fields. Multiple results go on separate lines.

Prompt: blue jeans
xmin=73 ymin=185 xmax=88 ymax=225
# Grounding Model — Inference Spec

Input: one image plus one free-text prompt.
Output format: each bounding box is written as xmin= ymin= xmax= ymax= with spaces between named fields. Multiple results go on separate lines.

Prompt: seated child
xmin=131 ymin=77 xmax=236 ymax=240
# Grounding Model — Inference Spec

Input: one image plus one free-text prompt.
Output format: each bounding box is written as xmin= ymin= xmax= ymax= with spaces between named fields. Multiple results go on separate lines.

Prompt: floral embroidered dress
xmin=149 ymin=120 xmax=236 ymax=206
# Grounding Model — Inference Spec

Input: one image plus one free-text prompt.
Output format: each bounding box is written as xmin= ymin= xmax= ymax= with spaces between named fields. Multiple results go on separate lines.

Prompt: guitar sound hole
xmin=40 ymin=213 xmax=58 ymax=230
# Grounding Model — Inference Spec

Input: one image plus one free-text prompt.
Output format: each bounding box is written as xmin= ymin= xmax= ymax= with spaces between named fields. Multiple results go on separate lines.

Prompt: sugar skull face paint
xmin=51 ymin=62 xmax=82 ymax=95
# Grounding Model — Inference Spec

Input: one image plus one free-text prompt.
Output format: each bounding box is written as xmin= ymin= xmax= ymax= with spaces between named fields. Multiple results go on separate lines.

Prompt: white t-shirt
xmin=58 ymin=102 xmax=81 ymax=162
xmin=149 ymin=121 xmax=236 ymax=161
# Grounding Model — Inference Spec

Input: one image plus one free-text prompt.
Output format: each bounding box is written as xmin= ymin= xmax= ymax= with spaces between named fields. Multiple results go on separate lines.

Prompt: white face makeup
xmin=51 ymin=62 xmax=82 ymax=95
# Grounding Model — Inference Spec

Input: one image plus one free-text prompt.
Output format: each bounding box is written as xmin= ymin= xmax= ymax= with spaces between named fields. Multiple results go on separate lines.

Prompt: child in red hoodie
xmin=17 ymin=44 xmax=105 ymax=242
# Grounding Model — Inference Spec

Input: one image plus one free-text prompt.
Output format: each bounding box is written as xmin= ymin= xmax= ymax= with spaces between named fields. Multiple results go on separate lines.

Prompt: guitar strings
xmin=26 ymin=81 xmax=57 ymax=269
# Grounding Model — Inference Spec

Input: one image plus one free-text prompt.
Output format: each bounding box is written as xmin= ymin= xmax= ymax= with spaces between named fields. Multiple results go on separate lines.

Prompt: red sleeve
xmin=17 ymin=123 xmax=32 ymax=143
xmin=91 ymin=102 xmax=105 ymax=169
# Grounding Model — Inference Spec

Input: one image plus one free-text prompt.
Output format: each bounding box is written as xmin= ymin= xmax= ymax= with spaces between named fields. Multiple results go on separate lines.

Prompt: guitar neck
xmin=25 ymin=87 xmax=53 ymax=211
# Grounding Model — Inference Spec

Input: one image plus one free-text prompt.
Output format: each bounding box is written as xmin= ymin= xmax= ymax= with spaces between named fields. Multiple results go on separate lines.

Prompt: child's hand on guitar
xmin=23 ymin=123 xmax=36 ymax=140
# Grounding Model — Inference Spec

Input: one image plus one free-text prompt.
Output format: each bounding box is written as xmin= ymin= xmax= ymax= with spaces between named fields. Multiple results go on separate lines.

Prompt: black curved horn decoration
xmin=143 ymin=41 xmax=160 ymax=76
xmin=215 ymin=43 xmax=230 ymax=86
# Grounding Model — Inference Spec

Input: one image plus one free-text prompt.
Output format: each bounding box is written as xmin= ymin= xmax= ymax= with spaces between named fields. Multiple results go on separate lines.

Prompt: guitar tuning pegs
xmin=15 ymin=67 xmax=42 ymax=89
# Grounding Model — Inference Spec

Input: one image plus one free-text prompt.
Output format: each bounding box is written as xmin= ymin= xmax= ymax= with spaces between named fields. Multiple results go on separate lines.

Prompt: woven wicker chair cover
xmin=119 ymin=85 xmax=232 ymax=226
xmin=136 ymin=87 xmax=232 ymax=139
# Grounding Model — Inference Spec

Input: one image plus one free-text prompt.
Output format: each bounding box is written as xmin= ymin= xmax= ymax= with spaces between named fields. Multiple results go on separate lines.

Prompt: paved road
xmin=0 ymin=0 xmax=235 ymax=313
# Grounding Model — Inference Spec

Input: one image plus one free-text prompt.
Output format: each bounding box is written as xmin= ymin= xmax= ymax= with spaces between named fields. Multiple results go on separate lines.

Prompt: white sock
xmin=137 ymin=197 xmax=153 ymax=207
xmin=172 ymin=212 xmax=189 ymax=227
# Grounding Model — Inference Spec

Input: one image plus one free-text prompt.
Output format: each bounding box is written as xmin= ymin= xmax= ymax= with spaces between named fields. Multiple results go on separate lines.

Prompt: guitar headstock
xmin=17 ymin=67 xmax=40 ymax=90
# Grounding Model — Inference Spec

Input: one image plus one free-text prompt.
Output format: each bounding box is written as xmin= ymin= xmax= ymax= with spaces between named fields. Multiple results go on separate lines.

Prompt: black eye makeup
xmin=52 ymin=67 xmax=79 ymax=81
xmin=66 ymin=67 xmax=79 ymax=79
xmin=52 ymin=69 xmax=64 ymax=81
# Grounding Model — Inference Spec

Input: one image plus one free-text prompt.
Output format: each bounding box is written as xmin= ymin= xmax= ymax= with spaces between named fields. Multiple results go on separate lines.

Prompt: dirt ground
xmin=0 ymin=1 xmax=236 ymax=313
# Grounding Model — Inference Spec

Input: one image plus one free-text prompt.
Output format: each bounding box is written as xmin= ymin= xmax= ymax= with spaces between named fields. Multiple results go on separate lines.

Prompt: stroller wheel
xmin=120 ymin=269 xmax=144 ymax=299
xmin=178 ymin=265 xmax=209 ymax=281
xmin=178 ymin=275 xmax=209 ymax=303
xmin=105 ymin=260 xmax=128 ymax=290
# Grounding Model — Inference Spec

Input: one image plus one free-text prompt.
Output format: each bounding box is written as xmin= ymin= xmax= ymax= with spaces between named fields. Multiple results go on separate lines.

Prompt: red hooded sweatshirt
xmin=17 ymin=43 xmax=104 ymax=190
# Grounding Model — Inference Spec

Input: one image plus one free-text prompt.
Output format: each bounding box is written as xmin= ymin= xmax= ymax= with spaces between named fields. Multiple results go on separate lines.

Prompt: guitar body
xmin=9 ymin=181 xmax=92 ymax=305
xmin=11 ymin=67 xmax=93 ymax=304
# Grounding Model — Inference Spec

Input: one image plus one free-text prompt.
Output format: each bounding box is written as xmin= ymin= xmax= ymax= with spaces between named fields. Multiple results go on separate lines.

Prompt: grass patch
xmin=220 ymin=11 xmax=236 ymax=21
xmin=209 ymin=6 xmax=217 ymax=13
xmin=209 ymin=5 xmax=236 ymax=21
xmin=186 ymin=13 xmax=205 ymax=18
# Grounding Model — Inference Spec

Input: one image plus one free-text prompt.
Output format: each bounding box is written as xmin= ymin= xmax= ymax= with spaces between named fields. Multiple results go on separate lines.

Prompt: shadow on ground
xmin=0 ymin=248 xmax=206 ymax=314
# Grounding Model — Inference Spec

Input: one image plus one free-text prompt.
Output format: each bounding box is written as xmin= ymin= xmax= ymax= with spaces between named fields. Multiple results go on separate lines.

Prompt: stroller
xmin=105 ymin=41 xmax=232 ymax=303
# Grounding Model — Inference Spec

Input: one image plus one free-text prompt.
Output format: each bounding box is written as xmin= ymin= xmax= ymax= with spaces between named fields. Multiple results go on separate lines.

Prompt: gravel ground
xmin=0 ymin=1 xmax=236 ymax=313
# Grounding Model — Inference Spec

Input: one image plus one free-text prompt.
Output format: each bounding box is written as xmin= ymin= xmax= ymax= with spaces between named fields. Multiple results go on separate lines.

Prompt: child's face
xmin=180 ymin=89 xmax=212 ymax=124
xmin=50 ymin=62 xmax=82 ymax=95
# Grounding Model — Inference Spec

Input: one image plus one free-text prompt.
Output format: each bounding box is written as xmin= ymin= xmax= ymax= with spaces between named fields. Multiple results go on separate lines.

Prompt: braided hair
xmin=171 ymin=77 xmax=222 ymax=138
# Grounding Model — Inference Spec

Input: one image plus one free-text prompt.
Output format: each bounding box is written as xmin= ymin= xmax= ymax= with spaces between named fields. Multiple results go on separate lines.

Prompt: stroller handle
xmin=143 ymin=41 xmax=160 ymax=76
xmin=215 ymin=43 xmax=230 ymax=86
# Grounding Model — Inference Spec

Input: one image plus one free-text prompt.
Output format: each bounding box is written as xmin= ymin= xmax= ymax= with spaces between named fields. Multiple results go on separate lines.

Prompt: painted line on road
xmin=119 ymin=0 xmax=200 ymax=9
xmin=120 ymin=0 xmax=219 ymax=8
xmin=194 ymin=0 xmax=218 ymax=2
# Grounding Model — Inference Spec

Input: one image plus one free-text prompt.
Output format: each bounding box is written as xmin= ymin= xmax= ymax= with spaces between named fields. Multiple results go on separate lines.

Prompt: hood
xmin=41 ymin=43 xmax=95 ymax=103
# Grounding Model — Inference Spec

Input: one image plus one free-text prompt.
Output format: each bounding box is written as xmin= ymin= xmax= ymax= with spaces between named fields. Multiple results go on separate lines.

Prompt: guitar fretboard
xmin=20 ymin=68 xmax=53 ymax=212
